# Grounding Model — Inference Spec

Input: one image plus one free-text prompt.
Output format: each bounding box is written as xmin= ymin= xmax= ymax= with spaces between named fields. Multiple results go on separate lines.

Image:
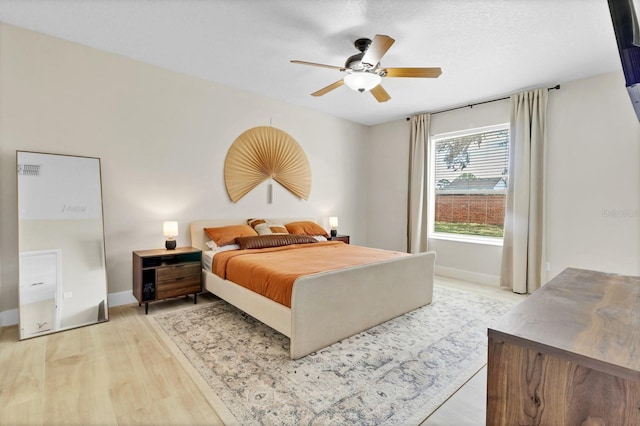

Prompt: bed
xmin=190 ymin=218 xmax=436 ymax=359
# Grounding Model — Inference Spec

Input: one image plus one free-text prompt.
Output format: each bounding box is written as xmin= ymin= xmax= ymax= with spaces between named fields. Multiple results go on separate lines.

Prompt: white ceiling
xmin=0 ymin=0 xmax=629 ymax=125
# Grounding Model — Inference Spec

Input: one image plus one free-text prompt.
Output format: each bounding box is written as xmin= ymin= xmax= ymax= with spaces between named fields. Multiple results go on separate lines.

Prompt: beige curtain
xmin=501 ymin=89 xmax=548 ymax=294
xmin=407 ymin=113 xmax=431 ymax=253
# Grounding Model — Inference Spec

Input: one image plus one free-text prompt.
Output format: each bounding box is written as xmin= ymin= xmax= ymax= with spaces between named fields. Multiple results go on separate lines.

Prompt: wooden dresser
xmin=487 ymin=268 xmax=640 ymax=425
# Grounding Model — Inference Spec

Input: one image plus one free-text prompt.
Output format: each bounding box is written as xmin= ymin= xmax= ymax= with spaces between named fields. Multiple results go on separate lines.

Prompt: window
xmin=430 ymin=124 xmax=509 ymax=242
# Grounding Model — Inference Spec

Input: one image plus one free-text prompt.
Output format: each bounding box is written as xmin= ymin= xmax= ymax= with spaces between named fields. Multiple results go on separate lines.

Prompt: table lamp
xmin=163 ymin=221 xmax=178 ymax=250
xmin=329 ymin=216 xmax=338 ymax=237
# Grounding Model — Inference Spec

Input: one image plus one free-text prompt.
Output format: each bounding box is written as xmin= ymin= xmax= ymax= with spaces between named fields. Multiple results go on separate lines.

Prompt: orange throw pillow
xmin=285 ymin=221 xmax=329 ymax=238
xmin=204 ymin=225 xmax=258 ymax=247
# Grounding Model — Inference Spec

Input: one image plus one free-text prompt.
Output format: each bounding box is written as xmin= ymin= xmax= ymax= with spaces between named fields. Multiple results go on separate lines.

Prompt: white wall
xmin=368 ymin=71 xmax=640 ymax=285
xmin=365 ymin=120 xmax=410 ymax=252
xmin=0 ymin=23 xmax=368 ymax=315
xmin=545 ymin=72 xmax=640 ymax=279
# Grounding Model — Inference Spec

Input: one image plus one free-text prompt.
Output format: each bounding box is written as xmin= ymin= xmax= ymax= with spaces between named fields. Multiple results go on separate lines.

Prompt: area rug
xmin=148 ymin=285 xmax=516 ymax=425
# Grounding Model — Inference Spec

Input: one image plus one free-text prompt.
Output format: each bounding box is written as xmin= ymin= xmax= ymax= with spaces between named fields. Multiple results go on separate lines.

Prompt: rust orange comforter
xmin=212 ymin=241 xmax=408 ymax=308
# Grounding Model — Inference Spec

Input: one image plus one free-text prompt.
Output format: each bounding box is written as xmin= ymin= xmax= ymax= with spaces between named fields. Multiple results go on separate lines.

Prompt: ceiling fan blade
xmin=311 ymin=80 xmax=345 ymax=97
xmin=291 ymin=60 xmax=345 ymax=71
xmin=361 ymin=34 xmax=395 ymax=67
xmin=370 ymin=84 xmax=391 ymax=103
xmin=383 ymin=67 xmax=442 ymax=78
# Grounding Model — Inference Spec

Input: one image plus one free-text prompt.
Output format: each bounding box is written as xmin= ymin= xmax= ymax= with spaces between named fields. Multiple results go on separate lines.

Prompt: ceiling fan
xmin=291 ymin=34 xmax=442 ymax=102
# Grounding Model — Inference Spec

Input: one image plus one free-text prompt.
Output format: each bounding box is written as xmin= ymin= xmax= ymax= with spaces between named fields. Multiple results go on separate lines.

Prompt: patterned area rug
xmin=148 ymin=285 xmax=516 ymax=425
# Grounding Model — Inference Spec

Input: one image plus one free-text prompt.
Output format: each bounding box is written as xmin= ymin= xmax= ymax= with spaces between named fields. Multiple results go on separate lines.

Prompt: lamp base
xmin=330 ymin=229 xmax=337 ymax=237
xmin=165 ymin=239 xmax=177 ymax=250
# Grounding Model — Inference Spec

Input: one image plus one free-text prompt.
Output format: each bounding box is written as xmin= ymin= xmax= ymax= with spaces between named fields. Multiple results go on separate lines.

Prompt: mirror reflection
xmin=17 ymin=151 xmax=108 ymax=339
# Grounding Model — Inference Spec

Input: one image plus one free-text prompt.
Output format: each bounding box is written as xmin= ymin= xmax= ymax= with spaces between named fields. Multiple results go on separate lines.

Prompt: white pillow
xmin=206 ymin=240 xmax=240 ymax=252
xmin=215 ymin=244 xmax=240 ymax=252
xmin=313 ymin=235 xmax=328 ymax=242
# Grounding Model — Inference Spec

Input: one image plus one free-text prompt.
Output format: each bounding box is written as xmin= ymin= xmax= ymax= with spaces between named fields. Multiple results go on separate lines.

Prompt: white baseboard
xmin=0 ymin=308 xmax=19 ymax=327
xmin=435 ymin=265 xmax=500 ymax=286
xmin=108 ymin=290 xmax=137 ymax=307
xmin=0 ymin=291 xmax=137 ymax=328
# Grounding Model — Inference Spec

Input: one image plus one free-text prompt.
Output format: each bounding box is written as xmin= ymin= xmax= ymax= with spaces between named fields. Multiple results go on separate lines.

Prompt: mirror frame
xmin=17 ymin=151 xmax=109 ymax=339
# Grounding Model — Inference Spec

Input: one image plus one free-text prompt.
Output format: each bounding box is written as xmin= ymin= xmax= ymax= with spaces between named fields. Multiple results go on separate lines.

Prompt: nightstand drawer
xmin=157 ymin=276 xmax=201 ymax=299
xmin=156 ymin=263 xmax=201 ymax=283
xmin=156 ymin=263 xmax=201 ymax=299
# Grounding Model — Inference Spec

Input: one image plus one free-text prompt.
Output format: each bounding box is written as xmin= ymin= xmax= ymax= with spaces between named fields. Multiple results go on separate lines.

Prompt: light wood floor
xmin=421 ymin=277 xmax=526 ymax=425
xmin=0 ymin=277 xmax=525 ymax=425
xmin=0 ymin=295 xmax=223 ymax=425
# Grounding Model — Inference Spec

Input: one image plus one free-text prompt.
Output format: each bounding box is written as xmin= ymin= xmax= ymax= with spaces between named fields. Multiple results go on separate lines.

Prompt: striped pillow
xmin=247 ymin=218 xmax=289 ymax=236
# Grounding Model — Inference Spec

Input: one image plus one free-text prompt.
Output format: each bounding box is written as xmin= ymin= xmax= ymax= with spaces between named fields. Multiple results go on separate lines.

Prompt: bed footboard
xmin=289 ymin=251 xmax=436 ymax=359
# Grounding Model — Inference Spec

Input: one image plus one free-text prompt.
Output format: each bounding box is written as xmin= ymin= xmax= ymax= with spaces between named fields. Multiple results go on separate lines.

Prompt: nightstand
xmin=329 ymin=234 xmax=350 ymax=244
xmin=132 ymin=247 xmax=202 ymax=314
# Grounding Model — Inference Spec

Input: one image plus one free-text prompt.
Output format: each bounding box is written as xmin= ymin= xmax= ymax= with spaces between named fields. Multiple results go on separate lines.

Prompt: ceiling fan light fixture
xmin=343 ymin=72 xmax=382 ymax=93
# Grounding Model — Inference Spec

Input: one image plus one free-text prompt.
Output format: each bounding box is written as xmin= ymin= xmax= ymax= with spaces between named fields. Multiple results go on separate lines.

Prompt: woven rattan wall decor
xmin=224 ymin=126 xmax=311 ymax=202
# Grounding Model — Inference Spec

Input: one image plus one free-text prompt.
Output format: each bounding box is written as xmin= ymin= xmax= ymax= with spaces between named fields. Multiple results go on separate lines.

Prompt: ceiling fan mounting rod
xmin=354 ymin=38 xmax=372 ymax=52
xmin=345 ymin=37 xmax=379 ymax=71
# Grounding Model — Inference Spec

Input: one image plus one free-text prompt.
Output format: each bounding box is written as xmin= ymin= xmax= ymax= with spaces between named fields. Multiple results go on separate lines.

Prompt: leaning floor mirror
xmin=17 ymin=151 xmax=108 ymax=339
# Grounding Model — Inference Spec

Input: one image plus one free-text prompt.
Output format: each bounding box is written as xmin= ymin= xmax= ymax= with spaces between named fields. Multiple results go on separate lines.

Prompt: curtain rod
xmin=406 ymin=84 xmax=561 ymax=120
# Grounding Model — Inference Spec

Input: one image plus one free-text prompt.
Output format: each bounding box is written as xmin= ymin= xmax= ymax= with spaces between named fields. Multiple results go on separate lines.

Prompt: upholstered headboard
xmin=189 ymin=218 xmax=319 ymax=251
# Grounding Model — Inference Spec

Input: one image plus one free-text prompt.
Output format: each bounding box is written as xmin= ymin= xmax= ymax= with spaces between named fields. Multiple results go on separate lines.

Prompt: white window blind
xmin=431 ymin=125 xmax=509 ymax=240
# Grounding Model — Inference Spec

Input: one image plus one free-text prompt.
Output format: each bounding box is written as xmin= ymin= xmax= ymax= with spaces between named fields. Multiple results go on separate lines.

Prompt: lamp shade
xmin=163 ymin=221 xmax=179 ymax=238
xmin=329 ymin=217 xmax=339 ymax=228
xmin=343 ymin=72 xmax=382 ymax=92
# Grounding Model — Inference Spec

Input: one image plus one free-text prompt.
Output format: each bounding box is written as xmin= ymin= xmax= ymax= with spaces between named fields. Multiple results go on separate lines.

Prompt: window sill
xmin=429 ymin=233 xmax=504 ymax=246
